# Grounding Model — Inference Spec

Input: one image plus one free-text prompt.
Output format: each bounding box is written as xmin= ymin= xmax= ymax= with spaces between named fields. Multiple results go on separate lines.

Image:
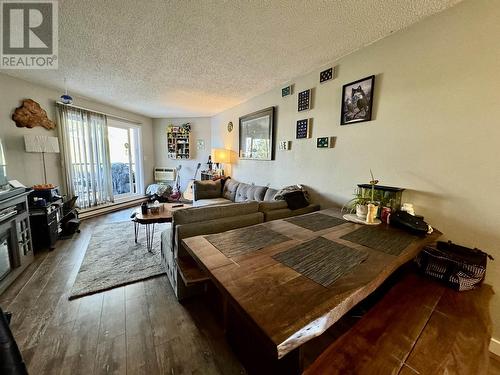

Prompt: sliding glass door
xmin=108 ymin=123 xmax=142 ymax=198
xmin=57 ymin=104 xmax=143 ymax=209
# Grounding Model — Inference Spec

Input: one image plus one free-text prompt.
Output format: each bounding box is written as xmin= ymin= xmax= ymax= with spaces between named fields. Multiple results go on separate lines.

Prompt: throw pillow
xmin=273 ymin=184 xmax=310 ymax=202
xmin=283 ymin=191 xmax=309 ymax=210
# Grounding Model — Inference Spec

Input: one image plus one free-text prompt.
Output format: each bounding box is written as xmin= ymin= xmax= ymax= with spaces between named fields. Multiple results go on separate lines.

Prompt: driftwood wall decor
xmin=12 ymin=99 xmax=56 ymax=130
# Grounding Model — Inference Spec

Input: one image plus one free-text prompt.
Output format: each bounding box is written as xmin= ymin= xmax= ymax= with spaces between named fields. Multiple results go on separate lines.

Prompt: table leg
xmin=134 ymin=221 xmax=139 ymax=244
xmin=145 ymin=223 xmax=155 ymax=253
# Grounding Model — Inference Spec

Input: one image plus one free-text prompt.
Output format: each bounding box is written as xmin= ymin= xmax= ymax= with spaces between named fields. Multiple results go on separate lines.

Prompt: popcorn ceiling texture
xmin=3 ymin=0 xmax=461 ymax=118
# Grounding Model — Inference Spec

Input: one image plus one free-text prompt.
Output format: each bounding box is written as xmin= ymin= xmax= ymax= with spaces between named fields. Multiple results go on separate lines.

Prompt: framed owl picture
xmin=341 ymin=75 xmax=375 ymax=125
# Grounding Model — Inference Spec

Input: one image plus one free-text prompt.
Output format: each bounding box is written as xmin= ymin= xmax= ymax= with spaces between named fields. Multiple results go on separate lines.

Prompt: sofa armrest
xmin=193 ymin=179 xmax=222 ymax=201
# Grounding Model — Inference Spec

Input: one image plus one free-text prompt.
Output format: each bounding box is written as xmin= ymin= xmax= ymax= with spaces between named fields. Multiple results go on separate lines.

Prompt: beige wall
xmin=153 ymin=117 xmax=211 ymax=191
xmin=0 ymin=73 xmax=155 ymax=191
xmin=212 ymin=0 xmax=500 ymax=339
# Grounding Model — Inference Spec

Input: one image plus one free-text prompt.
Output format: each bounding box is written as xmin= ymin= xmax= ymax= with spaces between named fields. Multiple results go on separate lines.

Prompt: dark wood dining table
xmin=182 ymin=208 xmax=441 ymax=374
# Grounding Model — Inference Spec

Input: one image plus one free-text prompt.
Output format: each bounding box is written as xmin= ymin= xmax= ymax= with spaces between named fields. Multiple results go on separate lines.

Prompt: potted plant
xmin=342 ymin=170 xmax=380 ymax=220
xmin=342 ymin=189 xmax=370 ymax=219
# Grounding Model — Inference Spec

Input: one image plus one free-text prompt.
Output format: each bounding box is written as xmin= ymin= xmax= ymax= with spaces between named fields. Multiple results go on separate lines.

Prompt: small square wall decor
xmin=320 ymin=67 xmax=334 ymax=83
xmin=282 ymin=85 xmax=293 ymax=97
xmin=196 ymin=139 xmax=205 ymax=151
xmin=279 ymin=140 xmax=291 ymax=151
xmin=296 ymin=119 xmax=311 ymax=139
xmin=297 ymin=89 xmax=311 ymax=112
xmin=317 ymin=136 xmax=336 ymax=148
xmin=317 ymin=137 xmax=332 ymax=148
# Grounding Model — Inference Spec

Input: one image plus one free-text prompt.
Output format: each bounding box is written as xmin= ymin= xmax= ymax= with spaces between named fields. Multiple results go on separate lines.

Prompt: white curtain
xmin=56 ymin=104 xmax=114 ymax=209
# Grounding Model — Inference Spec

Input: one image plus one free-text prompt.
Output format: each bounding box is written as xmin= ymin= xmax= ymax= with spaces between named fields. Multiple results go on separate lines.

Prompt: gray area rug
xmin=69 ymin=221 xmax=167 ymax=300
xmin=273 ymin=237 xmax=368 ymax=287
xmin=205 ymin=225 xmax=290 ymax=258
xmin=285 ymin=212 xmax=347 ymax=231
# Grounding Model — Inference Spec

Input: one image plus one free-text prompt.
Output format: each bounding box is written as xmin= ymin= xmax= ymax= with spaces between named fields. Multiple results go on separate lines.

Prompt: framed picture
xmin=296 ymin=119 xmax=311 ymax=139
xmin=341 ymin=75 xmax=375 ymax=125
xmin=239 ymin=107 xmax=275 ymax=160
xmin=282 ymin=85 xmax=293 ymax=97
xmin=317 ymin=137 xmax=335 ymax=148
xmin=278 ymin=140 xmax=291 ymax=151
xmin=320 ymin=67 xmax=334 ymax=83
xmin=298 ymin=89 xmax=311 ymax=112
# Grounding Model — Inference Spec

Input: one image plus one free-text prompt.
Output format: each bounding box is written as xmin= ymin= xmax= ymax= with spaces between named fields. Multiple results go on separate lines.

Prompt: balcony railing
xmin=71 ymin=162 xmax=136 ymax=207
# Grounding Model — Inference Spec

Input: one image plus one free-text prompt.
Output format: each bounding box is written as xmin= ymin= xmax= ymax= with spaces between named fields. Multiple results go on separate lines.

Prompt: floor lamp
xmin=24 ymin=135 xmax=60 ymax=185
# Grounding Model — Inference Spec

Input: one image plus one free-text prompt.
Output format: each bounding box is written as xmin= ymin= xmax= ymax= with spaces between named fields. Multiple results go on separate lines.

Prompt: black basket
xmin=415 ymin=240 xmax=494 ymax=291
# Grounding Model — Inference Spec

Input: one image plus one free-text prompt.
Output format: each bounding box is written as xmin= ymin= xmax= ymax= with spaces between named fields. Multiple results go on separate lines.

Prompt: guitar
xmin=169 ymin=165 xmax=182 ymax=201
xmin=183 ymin=163 xmax=202 ymax=201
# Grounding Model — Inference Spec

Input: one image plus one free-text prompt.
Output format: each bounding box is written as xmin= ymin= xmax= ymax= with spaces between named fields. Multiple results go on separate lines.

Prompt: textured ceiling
xmin=3 ymin=0 xmax=461 ymax=118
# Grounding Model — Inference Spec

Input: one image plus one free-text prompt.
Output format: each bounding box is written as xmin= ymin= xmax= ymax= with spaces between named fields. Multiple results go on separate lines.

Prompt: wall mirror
xmin=238 ymin=107 xmax=275 ymax=161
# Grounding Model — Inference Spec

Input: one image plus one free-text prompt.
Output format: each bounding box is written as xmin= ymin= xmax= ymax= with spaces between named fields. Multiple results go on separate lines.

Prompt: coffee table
xmin=132 ymin=202 xmax=190 ymax=252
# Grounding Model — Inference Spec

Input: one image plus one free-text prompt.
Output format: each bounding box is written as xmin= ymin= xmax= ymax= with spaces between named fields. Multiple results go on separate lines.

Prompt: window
xmin=57 ymin=104 xmax=144 ymax=209
xmin=107 ymin=118 xmax=144 ymax=199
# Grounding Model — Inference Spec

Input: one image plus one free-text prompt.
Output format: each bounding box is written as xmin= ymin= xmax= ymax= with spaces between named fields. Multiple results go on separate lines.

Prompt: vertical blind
xmin=56 ymin=104 xmax=114 ymax=209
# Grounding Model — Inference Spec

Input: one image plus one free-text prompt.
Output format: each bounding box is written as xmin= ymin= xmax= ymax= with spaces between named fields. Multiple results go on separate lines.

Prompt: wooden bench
xmin=304 ymin=271 xmax=493 ymax=375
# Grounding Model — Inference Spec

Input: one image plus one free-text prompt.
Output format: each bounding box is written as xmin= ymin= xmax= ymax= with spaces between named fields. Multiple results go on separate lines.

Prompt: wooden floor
xmin=491 ymin=354 xmax=500 ymax=375
xmin=0 ymin=209 xmax=245 ymax=375
xmin=1 ymin=208 xmax=499 ymax=375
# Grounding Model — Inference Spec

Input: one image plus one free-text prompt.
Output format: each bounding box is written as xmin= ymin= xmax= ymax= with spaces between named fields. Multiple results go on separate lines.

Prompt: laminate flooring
xmin=0 ymin=209 xmax=245 ymax=375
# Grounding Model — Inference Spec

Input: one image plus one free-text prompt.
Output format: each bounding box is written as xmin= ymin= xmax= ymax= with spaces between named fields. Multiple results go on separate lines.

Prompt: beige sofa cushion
xmin=235 ymin=183 xmax=268 ymax=202
xmin=173 ymin=201 xmax=259 ymax=225
xmin=193 ymin=179 xmax=222 ymax=200
xmin=263 ymin=204 xmax=320 ymax=221
xmin=193 ymin=198 xmax=232 ymax=207
xmin=222 ymin=178 xmax=239 ymax=201
xmin=258 ymin=200 xmax=288 ymax=212
xmin=264 ymin=188 xmax=278 ymax=201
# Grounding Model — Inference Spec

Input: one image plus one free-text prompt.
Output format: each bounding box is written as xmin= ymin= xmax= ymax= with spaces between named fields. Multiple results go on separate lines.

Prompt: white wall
xmin=211 ymin=0 xmax=500 ymax=339
xmin=153 ymin=117 xmax=211 ymax=191
xmin=0 ymin=73 xmax=155 ymax=192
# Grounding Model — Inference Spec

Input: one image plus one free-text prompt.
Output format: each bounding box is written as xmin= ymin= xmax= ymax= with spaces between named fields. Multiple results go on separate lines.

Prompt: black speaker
xmin=0 ymin=307 xmax=28 ymax=375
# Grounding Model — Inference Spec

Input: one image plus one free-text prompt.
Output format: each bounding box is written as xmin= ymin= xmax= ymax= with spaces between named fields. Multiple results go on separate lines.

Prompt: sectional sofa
xmin=160 ymin=178 xmax=320 ymax=300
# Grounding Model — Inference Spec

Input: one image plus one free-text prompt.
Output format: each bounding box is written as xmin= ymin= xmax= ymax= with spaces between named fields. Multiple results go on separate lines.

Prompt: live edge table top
xmin=133 ymin=202 xmax=191 ymax=224
xmin=182 ymin=208 xmax=441 ymax=360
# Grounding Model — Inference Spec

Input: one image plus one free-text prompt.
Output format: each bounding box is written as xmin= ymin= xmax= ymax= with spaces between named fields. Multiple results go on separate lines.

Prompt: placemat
xmin=205 ymin=225 xmax=290 ymax=258
xmin=273 ymin=237 xmax=368 ymax=287
xmin=340 ymin=225 xmax=417 ymax=256
xmin=284 ymin=212 xmax=347 ymax=231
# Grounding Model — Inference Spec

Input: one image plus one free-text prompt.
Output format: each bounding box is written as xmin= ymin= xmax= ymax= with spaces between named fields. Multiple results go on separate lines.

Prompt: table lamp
xmin=24 ymin=135 xmax=60 ymax=184
xmin=212 ymin=148 xmax=231 ymax=176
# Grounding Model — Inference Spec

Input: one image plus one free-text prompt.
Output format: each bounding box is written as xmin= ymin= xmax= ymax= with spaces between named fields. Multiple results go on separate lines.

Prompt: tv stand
xmin=0 ymin=189 xmax=33 ymax=295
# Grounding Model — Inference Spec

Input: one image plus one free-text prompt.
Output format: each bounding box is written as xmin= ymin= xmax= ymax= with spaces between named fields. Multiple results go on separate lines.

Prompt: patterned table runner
xmin=285 ymin=212 xmax=347 ymax=232
xmin=273 ymin=237 xmax=368 ymax=287
xmin=341 ymin=225 xmax=417 ymax=256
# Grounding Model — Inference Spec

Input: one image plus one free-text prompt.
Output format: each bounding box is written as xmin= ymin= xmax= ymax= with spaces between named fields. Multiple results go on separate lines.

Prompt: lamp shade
xmin=24 ymin=135 xmax=60 ymax=153
xmin=212 ymin=148 xmax=231 ymax=164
